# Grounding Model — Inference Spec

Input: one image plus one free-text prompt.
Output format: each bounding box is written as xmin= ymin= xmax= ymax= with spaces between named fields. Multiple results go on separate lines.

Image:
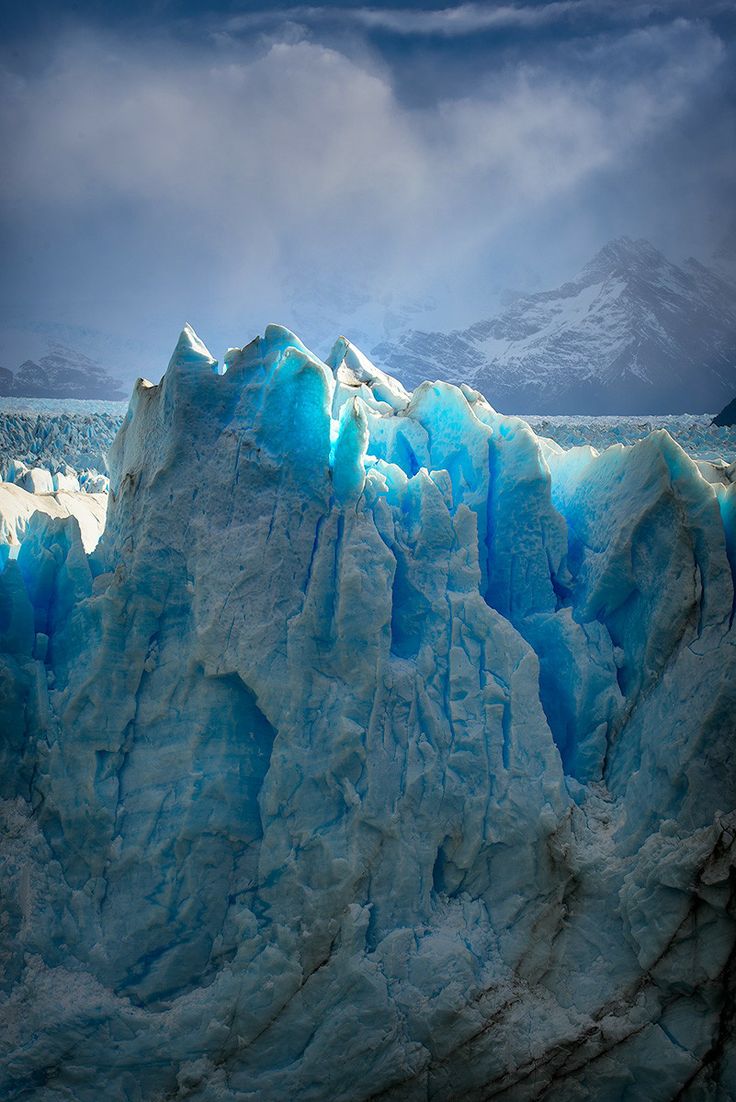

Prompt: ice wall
xmin=1 ymin=324 xmax=734 ymax=1101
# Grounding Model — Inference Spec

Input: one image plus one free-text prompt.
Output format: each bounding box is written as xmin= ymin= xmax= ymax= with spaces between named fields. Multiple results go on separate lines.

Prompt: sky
xmin=1 ymin=0 xmax=735 ymax=379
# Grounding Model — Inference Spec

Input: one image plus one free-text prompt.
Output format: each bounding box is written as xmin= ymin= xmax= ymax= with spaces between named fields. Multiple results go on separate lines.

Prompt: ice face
xmin=1 ymin=325 xmax=735 ymax=1101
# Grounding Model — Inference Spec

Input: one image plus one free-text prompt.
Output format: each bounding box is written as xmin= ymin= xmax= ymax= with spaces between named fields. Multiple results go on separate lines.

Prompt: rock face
xmin=714 ymin=397 xmax=736 ymax=427
xmin=1 ymin=325 xmax=735 ymax=1101
xmin=0 ymin=343 xmax=126 ymax=399
xmin=373 ymin=238 xmax=736 ymax=414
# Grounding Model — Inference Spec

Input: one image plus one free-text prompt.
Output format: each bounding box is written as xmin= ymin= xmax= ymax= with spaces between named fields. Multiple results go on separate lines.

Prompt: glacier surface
xmin=0 ymin=324 xmax=735 ymax=1101
xmin=0 ymin=398 xmax=125 ymax=482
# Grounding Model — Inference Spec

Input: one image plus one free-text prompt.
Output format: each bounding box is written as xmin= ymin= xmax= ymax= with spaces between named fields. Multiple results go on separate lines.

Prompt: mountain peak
xmin=372 ymin=238 xmax=736 ymax=414
xmin=0 ymin=345 xmax=127 ymax=400
xmin=580 ymin=237 xmax=665 ymax=283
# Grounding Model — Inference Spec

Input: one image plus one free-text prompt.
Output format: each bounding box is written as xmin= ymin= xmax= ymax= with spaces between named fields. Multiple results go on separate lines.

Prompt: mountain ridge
xmin=372 ymin=237 xmax=736 ymax=414
xmin=0 ymin=342 xmax=127 ymax=400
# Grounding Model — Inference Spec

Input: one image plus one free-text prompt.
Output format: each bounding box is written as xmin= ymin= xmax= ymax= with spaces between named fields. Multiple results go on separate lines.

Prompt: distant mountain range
xmin=3 ymin=238 xmax=735 ymax=411
xmin=372 ymin=238 xmax=736 ymax=414
xmin=0 ymin=343 xmax=127 ymax=400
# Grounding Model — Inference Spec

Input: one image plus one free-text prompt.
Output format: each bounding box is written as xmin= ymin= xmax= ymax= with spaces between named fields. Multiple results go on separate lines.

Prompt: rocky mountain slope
xmin=373 ymin=238 xmax=736 ymax=413
xmin=714 ymin=397 xmax=736 ymax=426
xmin=0 ymin=343 xmax=126 ymax=399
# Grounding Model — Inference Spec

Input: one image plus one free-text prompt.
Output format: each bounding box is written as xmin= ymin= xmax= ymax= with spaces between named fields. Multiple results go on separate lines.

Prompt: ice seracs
xmin=1 ymin=324 xmax=735 ymax=1101
xmin=0 ymin=404 xmax=121 ymax=481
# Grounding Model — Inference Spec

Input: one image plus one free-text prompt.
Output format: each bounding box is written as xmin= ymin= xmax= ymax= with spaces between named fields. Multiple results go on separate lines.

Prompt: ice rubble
xmin=0 ymin=324 xmax=735 ymax=1101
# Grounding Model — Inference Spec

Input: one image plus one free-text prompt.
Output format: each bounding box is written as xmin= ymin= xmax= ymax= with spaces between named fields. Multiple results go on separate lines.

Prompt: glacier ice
xmin=0 ymin=323 xmax=735 ymax=1101
xmin=2 ymin=398 xmax=734 ymax=488
xmin=0 ymin=400 xmax=123 ymax=483
xmin=0 ymin=482 xmax=108 ymax=560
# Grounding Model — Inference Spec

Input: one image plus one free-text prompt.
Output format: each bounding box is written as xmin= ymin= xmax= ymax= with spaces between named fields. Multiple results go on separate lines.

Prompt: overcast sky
xmin=1 ymin=0 xmax=735 ymax=376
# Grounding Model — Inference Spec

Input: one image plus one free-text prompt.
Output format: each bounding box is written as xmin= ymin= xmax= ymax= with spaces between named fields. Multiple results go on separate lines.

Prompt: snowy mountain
xmin=1 ymin=325 xmax=734 ymax=1100
xmin=373 ymin=238 xmax=736 ymax=413
xmin=0 ymin=342 xmax=127 ymax=399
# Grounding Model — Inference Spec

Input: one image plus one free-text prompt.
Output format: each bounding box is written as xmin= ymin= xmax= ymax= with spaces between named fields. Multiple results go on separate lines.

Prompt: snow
xmin=474 ymin=278 xmax=621 ymax=369
xmin=0 ymin=324 xmax=734 ymax=1100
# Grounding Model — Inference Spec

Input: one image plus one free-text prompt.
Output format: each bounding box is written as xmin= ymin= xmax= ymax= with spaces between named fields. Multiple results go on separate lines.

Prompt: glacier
xmin=0 ymin=323 xmax=735 ymax=1101
xmin=3 ymin=397 xmax=735 ymax=480
xmin=0 ymin=398 xmax=125 ymax=482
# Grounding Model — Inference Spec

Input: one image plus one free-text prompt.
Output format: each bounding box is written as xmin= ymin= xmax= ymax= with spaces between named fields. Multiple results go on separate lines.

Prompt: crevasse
xmin=0 ymin=324 xmax=734 ymax=1101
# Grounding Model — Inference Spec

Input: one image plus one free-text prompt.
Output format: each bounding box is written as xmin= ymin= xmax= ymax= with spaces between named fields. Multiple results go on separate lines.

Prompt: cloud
xmin=0 ymin=12 xmax=729 ymax=356
xmin=222 ymin=2 xmax=581 ymax=38
xmin=220 ymin=0 xmax=736 ymax=39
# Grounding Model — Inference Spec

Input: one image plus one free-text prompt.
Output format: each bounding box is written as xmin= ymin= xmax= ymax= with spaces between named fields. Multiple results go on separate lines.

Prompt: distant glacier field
xmin=524 ymin=412 xmax=736 ymax=463
xmin=0 ymin=396 xmax=127 ymax=478
xmin=2 ymin=396 xmax=735 ymax=475
xmin=0 ymin=396 xmax=129 ymax=414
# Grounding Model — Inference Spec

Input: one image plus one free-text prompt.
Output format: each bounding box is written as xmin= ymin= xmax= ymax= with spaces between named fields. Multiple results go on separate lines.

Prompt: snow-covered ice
xmin=0 ymin=325 xmax=734 ymax=1101
xmin=0 ymin=483 xmax=108 ymax=558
